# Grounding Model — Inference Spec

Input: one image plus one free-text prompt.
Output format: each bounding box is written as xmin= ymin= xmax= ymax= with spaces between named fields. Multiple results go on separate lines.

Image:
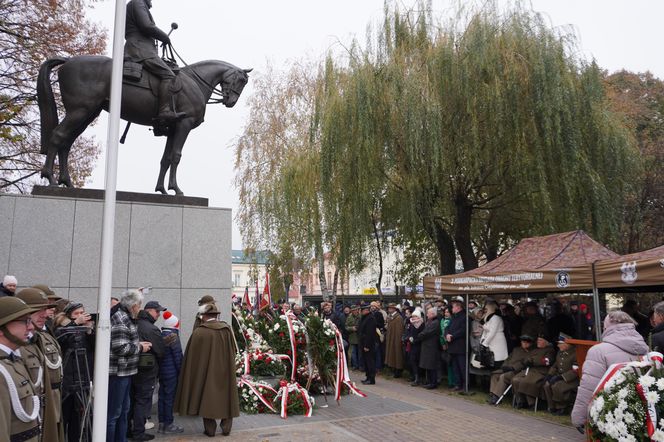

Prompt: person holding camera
xmin=55 ymin=302 xmax=95 ymax=442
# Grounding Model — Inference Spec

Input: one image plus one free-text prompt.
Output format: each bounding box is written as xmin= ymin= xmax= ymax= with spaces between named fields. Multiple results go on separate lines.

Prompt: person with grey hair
xmin=0 ymin=275 xmax=17 ymax=297
xmin=413 ymin=306 xmax=440 ymax=389
xmin=650 ymin=301 xmax=664 ymax=352
xmin=107 ymin=290 xmax=153 ymax=442
xmin=571 ymin=310 xmax=648 ymax=432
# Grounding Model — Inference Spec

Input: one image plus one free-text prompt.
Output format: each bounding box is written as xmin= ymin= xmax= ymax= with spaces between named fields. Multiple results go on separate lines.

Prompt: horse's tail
xmin=37 ymin=57 xmax=68 ymax=155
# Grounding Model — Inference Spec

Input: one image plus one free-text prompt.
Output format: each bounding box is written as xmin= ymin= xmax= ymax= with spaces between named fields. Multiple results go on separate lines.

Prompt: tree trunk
xmin=434 ymin=220 xmax=456 ymax=275
xmin=331 ymin=268 xmax=339 ymax=305
xmin=313 ymin=207 xmax=328 ymax=300
xmin=454 ymin=195 xmax=479 ymax=271
xmin=372 ymin=215 xmax=384 ymax=301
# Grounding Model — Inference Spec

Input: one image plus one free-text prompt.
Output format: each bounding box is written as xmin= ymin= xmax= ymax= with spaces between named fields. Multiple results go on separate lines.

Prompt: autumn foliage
xmin=0 ymin=0 xmax=107 ymax=191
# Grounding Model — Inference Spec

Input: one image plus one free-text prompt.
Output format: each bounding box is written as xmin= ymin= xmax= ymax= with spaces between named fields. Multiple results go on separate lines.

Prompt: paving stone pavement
xmin=153 ymin=374 xmax=584 ymax=441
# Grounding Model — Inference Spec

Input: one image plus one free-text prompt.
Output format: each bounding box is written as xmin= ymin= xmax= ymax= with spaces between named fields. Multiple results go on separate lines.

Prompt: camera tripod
xmin=59 ymin=327 xmax=93 ymax=442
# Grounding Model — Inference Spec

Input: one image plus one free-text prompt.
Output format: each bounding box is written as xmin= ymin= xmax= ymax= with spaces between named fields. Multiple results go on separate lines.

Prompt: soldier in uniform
xmin=16 ymin=288 xmax=64 ymax=441
xmin=174 ymin=303 xmax=239 ymax=437
xmin=125 ymin=0 xmax=181 ymax=124
xmin=31 ymin=285 xmax=62 ymax=336
xmin=511 ymin=335 xmax=556 ymax=409
xmin=543 ymin=332 xmax=579 ymax=415
xmin=488 ymin=334 xmax=535 ymax=405
xmin=0 ymin=297 xmax=41 ymax=442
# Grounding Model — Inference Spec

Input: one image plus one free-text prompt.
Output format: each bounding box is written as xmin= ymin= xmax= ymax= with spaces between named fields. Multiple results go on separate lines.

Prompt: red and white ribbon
xmin=284 ymin=314 xmax=298 ymax=381
xmin=275 ymin=381 xmax=313 ymax=419
xmin=636 ymin=382 xmax=656 ymax=439
xmin=331 ymin=323 xmax=366 ymax=401
xmin=237 ymin=375 xmax=277 ymax=413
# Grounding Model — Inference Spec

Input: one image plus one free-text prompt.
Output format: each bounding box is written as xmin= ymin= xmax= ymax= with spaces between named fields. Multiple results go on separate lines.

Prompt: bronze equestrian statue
xmin=37 ymin=0 xmax=251 ymax=195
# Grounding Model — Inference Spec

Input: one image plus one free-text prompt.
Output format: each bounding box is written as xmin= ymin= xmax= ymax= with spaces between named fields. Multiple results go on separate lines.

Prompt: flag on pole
xmin=254 ymin=278 xmax=260 ymax=312
xmin=243 ymin=285 xmax=251 ymax=310
xmin=260 ymin=273 xmax=271 ymax=310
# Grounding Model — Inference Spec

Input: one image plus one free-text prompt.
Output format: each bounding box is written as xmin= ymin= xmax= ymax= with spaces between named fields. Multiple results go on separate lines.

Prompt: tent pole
xmin=464 ymin=295 xmax=469 ymax=394
xmin=591 ymin=262 xmax=602 ymax=340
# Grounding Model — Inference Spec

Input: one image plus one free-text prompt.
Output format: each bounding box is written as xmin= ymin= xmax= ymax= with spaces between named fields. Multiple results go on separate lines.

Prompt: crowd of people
xmin=0 ymin=277 xmax=238 ymax=442
xmin=310 ymin=294 xmax=657 ymax=434
xmin=2 ymin=272 xmax=660 ymax=441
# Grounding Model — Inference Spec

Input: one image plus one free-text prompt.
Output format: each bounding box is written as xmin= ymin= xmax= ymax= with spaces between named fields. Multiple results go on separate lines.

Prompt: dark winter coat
xmin=406 ymin=319 xmax=425 ymax=362
xmin=521 ymin=314 xmax=546 ymax=340
xmin=136 ymin=310 xmax=166 ymax=377
xmin=650 ymin=322 xmax=664 ymax=353
xmin=159 ymin=327 xmax=183 ymax=380
xmin=416 ymin=317 xmax=440 ymax=370
xmin=446 ymin=310 xmax=467 ymax=355
xmin=56 ymin=322 xmax=95 ymax=391
xmin=546 ymin=313 xmax=576 ymax=342
xmin=358 ymin=312 xmax=378 ymax=350
xmin=0 ymin=283 xmax=13 ymax=297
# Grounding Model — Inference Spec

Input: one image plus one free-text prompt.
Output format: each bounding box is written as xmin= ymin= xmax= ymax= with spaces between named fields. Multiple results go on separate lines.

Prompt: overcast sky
xmin=83 ymin=0 xmax=664 ymax=249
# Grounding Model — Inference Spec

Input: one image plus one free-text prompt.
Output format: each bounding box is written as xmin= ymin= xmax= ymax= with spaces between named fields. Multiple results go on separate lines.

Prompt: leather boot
xmin=157 ymin=79 xmax=179 ymax=123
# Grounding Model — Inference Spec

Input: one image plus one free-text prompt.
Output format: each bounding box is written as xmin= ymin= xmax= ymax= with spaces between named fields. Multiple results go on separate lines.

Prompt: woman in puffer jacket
xmin=571 ymin=311 xmax=648 ymax=430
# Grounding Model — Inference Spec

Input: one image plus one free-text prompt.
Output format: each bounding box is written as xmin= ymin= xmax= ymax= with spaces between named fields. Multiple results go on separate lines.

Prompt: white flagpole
xmin=91 ymin=0 xmax=126 ymax=440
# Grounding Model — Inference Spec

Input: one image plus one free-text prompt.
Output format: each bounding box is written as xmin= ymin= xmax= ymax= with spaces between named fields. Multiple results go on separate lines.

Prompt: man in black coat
xmin=445 ymin=299 xmax=467 ymax=392
xmin=131 ymin=300 xmax=167 ymax=441
xmin=651 ymin=302 xmax=664 ymax=352
xmin=358 ymin=303 xmax=378 ymax=385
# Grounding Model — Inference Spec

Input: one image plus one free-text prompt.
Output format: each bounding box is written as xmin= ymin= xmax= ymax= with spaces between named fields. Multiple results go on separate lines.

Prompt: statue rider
xmin=125 ymin=0 xmax=180 ymax=124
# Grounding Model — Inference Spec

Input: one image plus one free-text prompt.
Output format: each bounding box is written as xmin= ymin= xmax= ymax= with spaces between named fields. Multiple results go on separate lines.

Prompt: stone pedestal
xmin=0 ymin=188 xmax=231 ymax=344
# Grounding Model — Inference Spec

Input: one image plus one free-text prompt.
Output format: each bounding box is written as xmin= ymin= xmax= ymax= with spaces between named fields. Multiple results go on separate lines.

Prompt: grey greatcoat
xmin=416 ymin=318 xmax=440 ymax=370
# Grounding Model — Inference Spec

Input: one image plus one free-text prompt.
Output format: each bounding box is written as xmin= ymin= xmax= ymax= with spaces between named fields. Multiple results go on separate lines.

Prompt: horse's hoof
xmin=58 ymin=178 xmax=72 ymax=187
xmin=155 ymin=186 xmax=167 ymax=195
xmin=168 ymin=186 xmax=184 ymax=196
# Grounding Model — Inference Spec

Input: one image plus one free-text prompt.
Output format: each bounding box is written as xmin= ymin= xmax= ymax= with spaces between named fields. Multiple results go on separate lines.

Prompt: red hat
xmin=163 ymin=311 xmax=180 ymax=329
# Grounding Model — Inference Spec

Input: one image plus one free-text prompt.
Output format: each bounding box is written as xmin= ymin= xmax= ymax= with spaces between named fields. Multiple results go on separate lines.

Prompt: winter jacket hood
xmin=601 ymin=322 xmax=649 ymax=355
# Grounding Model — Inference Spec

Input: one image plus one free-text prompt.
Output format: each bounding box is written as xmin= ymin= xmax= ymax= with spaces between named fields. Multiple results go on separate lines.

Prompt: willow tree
xmin=316 ymin=2 xmax=639 ymax=274
xmin=234 ymin=62 xmax=332 ymax=298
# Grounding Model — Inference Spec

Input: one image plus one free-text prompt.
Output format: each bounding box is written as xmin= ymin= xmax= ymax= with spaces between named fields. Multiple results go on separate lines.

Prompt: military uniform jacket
xmin=35 ymin=331 xmax=64 ymax=442
xmin=548 ymin=346 xmax=579 ymax=392
xmin=498 ymin=346 xmax=532 ymax=373
xmin=512 ymin=346 xmax=556 ymax=397
xmin=20 ymin=343 xmax=44 ymax=396
xmin=124 ymin=0 xmax=170 ymax=62
xmin=0 ymin=349 xmax=40 ymax=442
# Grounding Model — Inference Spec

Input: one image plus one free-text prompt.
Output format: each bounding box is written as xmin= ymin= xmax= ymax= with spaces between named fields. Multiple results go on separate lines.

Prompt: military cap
xmin=557 ymin=332 xmax=572 ymax=343
xmin=197 ymin=295 xmax=216 ymax=306
xmin=360 ymin=302 xmax=371 ymax=310
xmin=199 ymin=303 xmax=221 ymax=315
xmin=519 ymin=334 xmax=535 ymax=342
xmin=0 ymin=297 xmax=39 ymax=327
xmin=350 ymin=304 xmax=360 ymax=311
xmin=387 ymin=303 xmax=398 ymax=309
xmin=16 ymin=287 xmax=56 ymax=309
xmin=525 ymin=300 xmax=539 ymax=308
xmin=32 ymin=284 xmax=62 ymax=301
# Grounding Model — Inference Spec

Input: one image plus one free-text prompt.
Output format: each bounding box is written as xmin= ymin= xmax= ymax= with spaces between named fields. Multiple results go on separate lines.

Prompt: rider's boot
xmin=156 ymin=78 xmax=179 ymax=123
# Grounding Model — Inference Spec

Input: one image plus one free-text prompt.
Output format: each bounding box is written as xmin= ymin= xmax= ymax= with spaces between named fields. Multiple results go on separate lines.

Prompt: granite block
xmin=181 ymin=207 xmax=232 ymax=289
xmin=0 ymin=196 xmax=16 ymax=275
xmin=127 ymin=204 xmax=183 ymax=288
xmin=69 ymin=200 xmax=131 ymax=288
xmin=9 ymin=196 xmax=76 ymax=287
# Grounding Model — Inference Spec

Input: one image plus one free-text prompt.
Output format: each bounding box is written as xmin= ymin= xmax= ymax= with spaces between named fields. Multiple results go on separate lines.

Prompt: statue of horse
xmin=37 ymin=55 xmax=251 ymax=195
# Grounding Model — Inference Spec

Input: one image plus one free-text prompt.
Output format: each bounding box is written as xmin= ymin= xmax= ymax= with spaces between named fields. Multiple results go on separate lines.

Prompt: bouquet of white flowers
xmin=588 ymin=352 xmax=664 ymax=441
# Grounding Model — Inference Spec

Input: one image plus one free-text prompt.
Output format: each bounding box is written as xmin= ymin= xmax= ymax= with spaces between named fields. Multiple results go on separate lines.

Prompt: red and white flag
xmin=242 ymin=286 xmax=251 ymax=311
xmin=260 ymin=274 xmax=271 ymax=310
